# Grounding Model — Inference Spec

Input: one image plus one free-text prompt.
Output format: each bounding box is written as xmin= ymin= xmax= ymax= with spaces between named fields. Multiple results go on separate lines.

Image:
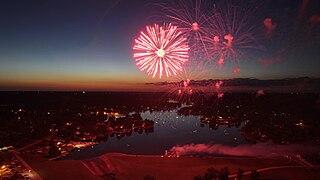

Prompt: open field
xmin=25 ymin=154 xmax=101 ymax=180
xmin=245 ymin=166 xmax=320 ymax=180
xmin=24 ymin=152 xmax=320 ymax=180
xmin=83 ymin=153 xmax=301 ymax=180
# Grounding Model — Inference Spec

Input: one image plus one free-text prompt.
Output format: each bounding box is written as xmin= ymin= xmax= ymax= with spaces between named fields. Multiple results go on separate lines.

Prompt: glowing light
xmin=215 ymin=80 xmax=223 ymax=89
xmin=156 ymin=49 xmax=165 ymax=58
xmin=256 ymin=89 xmax=265 ymax=96
xmin=213 ymin=36 xmax=220 ymax=43
xmin=133 ymin=24 xmax=189 ymax=78
xmin=218 ymin=57 xmax=224 ymax=66
xmin=217 ymin=92 xmax=224 ymax=98
xmin=159 ymin=0 xmax=213 ymax=61
xmin=224 ymin=34 xmax=234 ymax=47
xmin=233 ymin=68 xmax=241 ymax=73
xmin=264 ymin=18 xmax=277 ymax=38
xmin=183 ymin=79 xmax=190 ymax=87
xmin=205 ymin=0 xmax=265 ymax=65
xmin=192 ymin=22 xmax=199 ymax=31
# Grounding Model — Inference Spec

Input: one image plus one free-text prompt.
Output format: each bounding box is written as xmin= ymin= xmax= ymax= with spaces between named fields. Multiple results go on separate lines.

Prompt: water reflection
xmin=0 ymin=92 xmax=318 ymax=160
xmin=67 ymin=93 xmax=320 ymax=159
xmin=68 ymin=109 xmax=246 ymax=159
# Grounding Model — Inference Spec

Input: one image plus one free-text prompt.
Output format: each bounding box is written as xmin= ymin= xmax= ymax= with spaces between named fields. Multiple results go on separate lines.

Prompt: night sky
xmin=0 ymin=0 xmax=319 ymax=91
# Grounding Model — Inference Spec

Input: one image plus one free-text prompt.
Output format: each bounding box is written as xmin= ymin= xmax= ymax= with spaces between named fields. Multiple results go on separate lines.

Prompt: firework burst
xmin=205 ymin=0 xmax=266 ymax=66
xmin=133 ymin=24 xmax=190 ymax=78
xmin=158 ymin=0 xmax=213 ymax=61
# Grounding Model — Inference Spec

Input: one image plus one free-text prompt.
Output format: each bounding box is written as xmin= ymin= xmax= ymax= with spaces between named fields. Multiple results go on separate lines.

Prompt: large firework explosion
xmin=204 ymin=0 xmax=266 ymax=67
xmin=157 ymin=0 xmax=214 ymax=61
xmin=133 ymin=23 xmax=190 ymax=78
xmin=132 ymin=0 xmax=318 ymax=102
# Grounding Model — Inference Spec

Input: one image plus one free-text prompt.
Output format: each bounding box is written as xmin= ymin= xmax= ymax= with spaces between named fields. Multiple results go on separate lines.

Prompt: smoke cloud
xmin=169 ymin=143 xmax=319 ymax=157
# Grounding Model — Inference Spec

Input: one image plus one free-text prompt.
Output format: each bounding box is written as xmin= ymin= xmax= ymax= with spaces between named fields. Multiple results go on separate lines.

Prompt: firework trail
xmin=133 ymin=24 xmax=189 ymax=78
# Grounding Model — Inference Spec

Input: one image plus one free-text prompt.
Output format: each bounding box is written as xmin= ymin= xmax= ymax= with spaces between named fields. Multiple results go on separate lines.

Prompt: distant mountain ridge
xmin=145 ymin=77 xmax=320 ymax=92
xmin=146 ymin=77 xmax=320 ymax=87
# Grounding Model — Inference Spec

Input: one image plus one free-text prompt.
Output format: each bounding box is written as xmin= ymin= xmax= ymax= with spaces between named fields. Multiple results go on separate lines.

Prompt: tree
xmin=250 ymin=170 xmax=260 ymax=180
xmin=143 ymin=175 xmax=156 ymax=180
xmin=101 ymin=173 xmax=116 ymax=180
xmin=204 ymin=167 xmax=219 ymax=180
xmin=194 ymin=175 xmax=203 ymax=180
xmin=48 ymin=140 xmax=61 ymax=158
xmin=220 ymin=167 xmax=229 ymax=180
xmin=237 ymin=168 xmax=244 ymax=180
xmin=0 ymin=153 xmax=4 ymax=164
xmin=11 ymin=172 xmax=24 ymax=180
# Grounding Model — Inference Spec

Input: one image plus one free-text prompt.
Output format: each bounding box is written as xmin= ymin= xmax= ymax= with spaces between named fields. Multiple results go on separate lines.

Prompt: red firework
xmin=158 ymin=0 xmax=213 ymax=60
xmin=133 ymin=24 xmax=190 ymax=78
xmin=204 ymin=0 xmax=266 ymax=67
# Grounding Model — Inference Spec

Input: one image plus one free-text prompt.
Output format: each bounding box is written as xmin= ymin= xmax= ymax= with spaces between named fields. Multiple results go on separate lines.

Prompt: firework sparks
xmin=158 ymin=0 xmax=213 ymax=60
xmin=224 ymin=34 xmax=234 ymax=48
xmin=217 ymin=92 xmax=224 ymax=98
xmin=183 ymin=79 xmax=190 ymax=87
xmin=133 ymin=24 xmax=189 ymax=78
xmin=233 ymin=68 xmax=241 ymax=73
xmin=205 ymin=0 xmax=266 ymax=66
xmin=162 ymin=79 xmax=194 ymax=104
xmin=256 ymin=89 xmax=265 ymax=97
xmin=264 ymin=18 xmax=277 ymax=38
xmin=215 ymin=80 xmax=223 ymax=89
xmin=218 ymin=57 xmax=224 ymax=68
